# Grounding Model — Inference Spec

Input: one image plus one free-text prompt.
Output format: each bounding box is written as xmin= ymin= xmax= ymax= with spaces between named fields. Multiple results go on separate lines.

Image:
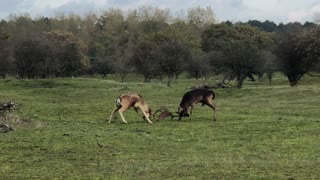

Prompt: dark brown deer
xmin=177 ymin=88 xmax=217 ymax=121
xmin=109 ymin=92 xmax=153 ymax=124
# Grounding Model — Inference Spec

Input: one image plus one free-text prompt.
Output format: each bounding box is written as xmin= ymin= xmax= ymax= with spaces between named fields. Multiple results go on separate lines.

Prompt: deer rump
xmin=178 ymin=89 xmax=217 ymax=121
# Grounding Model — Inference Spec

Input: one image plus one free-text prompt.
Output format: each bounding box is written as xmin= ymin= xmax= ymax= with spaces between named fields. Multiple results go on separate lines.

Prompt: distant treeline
xmin=0 ymin=6 xmax=319 ymax=87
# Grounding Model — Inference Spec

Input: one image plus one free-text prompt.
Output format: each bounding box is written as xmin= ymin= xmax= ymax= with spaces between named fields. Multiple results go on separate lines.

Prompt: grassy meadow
xmin=0 ymin=74 xmax=319 ymax=179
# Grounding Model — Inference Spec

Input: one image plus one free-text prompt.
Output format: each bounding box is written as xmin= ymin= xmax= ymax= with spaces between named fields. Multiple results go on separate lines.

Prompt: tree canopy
xmin=0 ymin=7 xmax=319 ymax=87
xmin=201 ymin=24 xmax=272 ymax=88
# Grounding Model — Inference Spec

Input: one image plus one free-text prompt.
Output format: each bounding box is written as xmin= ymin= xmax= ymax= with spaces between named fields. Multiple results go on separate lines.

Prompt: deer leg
xmin=203 ymin=100 xmax=217 ymax=121
xmin=137 ymin=105 xmax=153 ymax=124
xmin=118 ymin=108 xmax=128 ymax=124
xmin=189 ymin=105 xmax=194 ymax=121
xmin=108 ymin=107 xmax=120 ymax=123
xmin=170 ymin=113 xmax=174 ymax=120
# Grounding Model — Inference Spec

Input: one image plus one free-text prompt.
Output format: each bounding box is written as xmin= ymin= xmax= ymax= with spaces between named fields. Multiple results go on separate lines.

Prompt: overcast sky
xmin=0 ymin=0 xmax=320 ymax=23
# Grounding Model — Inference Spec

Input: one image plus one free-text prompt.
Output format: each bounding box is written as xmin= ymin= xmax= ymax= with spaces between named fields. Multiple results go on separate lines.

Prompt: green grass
xmin=0 ymin=74 xmax=319 ymax=179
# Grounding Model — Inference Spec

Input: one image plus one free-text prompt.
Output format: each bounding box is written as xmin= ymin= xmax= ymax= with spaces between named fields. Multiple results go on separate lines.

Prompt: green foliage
xmin=130 ymin=27 xmax=193 ymax=85
xmin=246 ymin=20 xmax=278 ymax=32
xmin=0 ymin=31 xmax=10 ymax=40
xmin=275 ymin=27 xmax=320 ymax=86
xmin=0 ymin=75 xmax=319 ymax=179
xmin=201 ymin=24 xmax=271 ymax=52
xmin=187 ymin=6 xmax=217 ymax=27
xmin=130 ymin=38 xmax=161 ymax=82
xmin=42 ymin=31 xmax=90 ymax=77
xmin=89 ymin=57 xmax=114 ymax=78
xmin=0 ymin=32 xmax=12 ymax=77
xmin=297 ymin=28 xmax=320 ymax=72
xmin=185 ymin=53 xmax=212 ymax=80
xmin=201 ymin=24 xmax=273 ymax=88
xmin=201 ymin=24 xmax=238 ymax=52
xmin=13 ymin=38 xmax=48 ymax=79
xmin=158 ymin=40 xmax=191 ymax=87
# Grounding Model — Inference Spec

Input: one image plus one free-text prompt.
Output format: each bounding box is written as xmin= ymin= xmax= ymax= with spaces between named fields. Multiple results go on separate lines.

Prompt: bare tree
xmin=159 ymin=39 xmax=190 ymax=87
xmin=187 ymin=6 xmax=216 ymax=28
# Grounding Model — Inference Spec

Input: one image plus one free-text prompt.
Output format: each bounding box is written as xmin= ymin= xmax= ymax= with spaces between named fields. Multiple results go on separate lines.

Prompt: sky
xmin=0 ymin=0 xmax=320 ymax=23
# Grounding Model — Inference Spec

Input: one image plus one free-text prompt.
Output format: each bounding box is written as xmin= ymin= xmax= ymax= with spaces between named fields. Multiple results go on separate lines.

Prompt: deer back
xmin=179 ymin=89 xmax=215 ymax=109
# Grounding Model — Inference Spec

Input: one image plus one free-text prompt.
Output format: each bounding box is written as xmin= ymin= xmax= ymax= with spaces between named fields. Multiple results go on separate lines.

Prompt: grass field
xmin=0 ymin=74 xmax=319 ymax=179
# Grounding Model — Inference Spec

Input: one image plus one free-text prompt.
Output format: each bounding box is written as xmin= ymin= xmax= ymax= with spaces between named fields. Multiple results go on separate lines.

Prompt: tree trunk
xmin=288 ymin=76 xmax=299 ymax=86
xmin=267 ymin=71 xmax=273 ymax=85
xmin=144 ymin=75 xmax=151 ymax=82
xmin=167 ymin=75 xmax=174 ymax=87
xmin=236 ymin=75 xmax=246 ymax=89
xmin=287 ymin=73 xmax=302 ymax=87
xmin=120 ymin=73 xmax=127 ymax=82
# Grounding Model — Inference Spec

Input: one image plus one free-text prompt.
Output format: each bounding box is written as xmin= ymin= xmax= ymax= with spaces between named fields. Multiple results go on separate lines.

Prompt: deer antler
xmin=153 ymin=107 xmax=179 ymax=121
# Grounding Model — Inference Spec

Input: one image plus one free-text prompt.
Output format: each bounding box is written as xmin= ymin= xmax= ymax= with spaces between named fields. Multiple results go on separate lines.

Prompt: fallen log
xmin=189 ymin=82 xmax=233 ymax=89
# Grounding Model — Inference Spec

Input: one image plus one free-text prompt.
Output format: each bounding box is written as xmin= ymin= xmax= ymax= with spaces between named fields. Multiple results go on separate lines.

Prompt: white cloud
xmin=311 ymin=3 xmax=320 ymax=16
xmin=287 ymin=2 xmax=320 ymax=22
xmin=31 ymin=0 xmax=73 ymax=9
xmin=242 ymin=0 xmax=279 ymax=10
xmin=288 ymin=10 xmax=308 ymax=22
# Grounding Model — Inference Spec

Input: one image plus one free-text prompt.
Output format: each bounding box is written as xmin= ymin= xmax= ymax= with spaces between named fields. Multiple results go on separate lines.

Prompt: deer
xmin=177 ymin=88 xmax=217 ymax=121
xmin=108 ymin=92 xmax=153 ymax=124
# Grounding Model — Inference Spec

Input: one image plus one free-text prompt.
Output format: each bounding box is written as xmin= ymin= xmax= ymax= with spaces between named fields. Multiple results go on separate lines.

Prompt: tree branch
xmin=306 ymin=72 xmax=320 ymax=78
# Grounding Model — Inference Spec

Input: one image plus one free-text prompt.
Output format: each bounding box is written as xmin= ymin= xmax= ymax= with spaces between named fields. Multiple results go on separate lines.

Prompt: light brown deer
xmin=177 ymin=88 xmax=217 ymax=121
xmin=109 ymin=92 xmax=153 ymax=124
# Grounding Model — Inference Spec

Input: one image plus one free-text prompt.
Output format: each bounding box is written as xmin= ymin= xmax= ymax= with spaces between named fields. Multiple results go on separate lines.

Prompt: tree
xmin=185 ymin=53 xmax=214 ymax=83
xmin=114 ymin=57 xmax=133 ymax=82
xmin=275 ymin=26 xmax=320 ymax=86
xmin=13 ymin=37 xmax=48 ymax=79
xmin=186 ymin=54 xmax=206 ymax=80
xmin=129 ymin=38 xmax=161 ymax=82
xmin=89 ymin=57 xmax=114 ymax=78
xmin=0 ymin=32 xmax=13 ymax=78
xmin=6 ymin=15 xmax=34 ymax=39
xmin=158 ymin=39 xmax=190 ymax=87
xmin=93 ymin=9 xmax=133 ymax=80
xmin=43 ymin=31 xmax=89 ymax=77
xmin=187 ymin=6 xmax=216 ymax=28
xmin=256 ymin=50 xmax=278 ymax=84
xmin=151 ymin=27 xmax=191 ymax=87
xmin=201 ymin=24 xmax=271 ymax=88
xmin=247 ymin=20 xmax=278 ymax=32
